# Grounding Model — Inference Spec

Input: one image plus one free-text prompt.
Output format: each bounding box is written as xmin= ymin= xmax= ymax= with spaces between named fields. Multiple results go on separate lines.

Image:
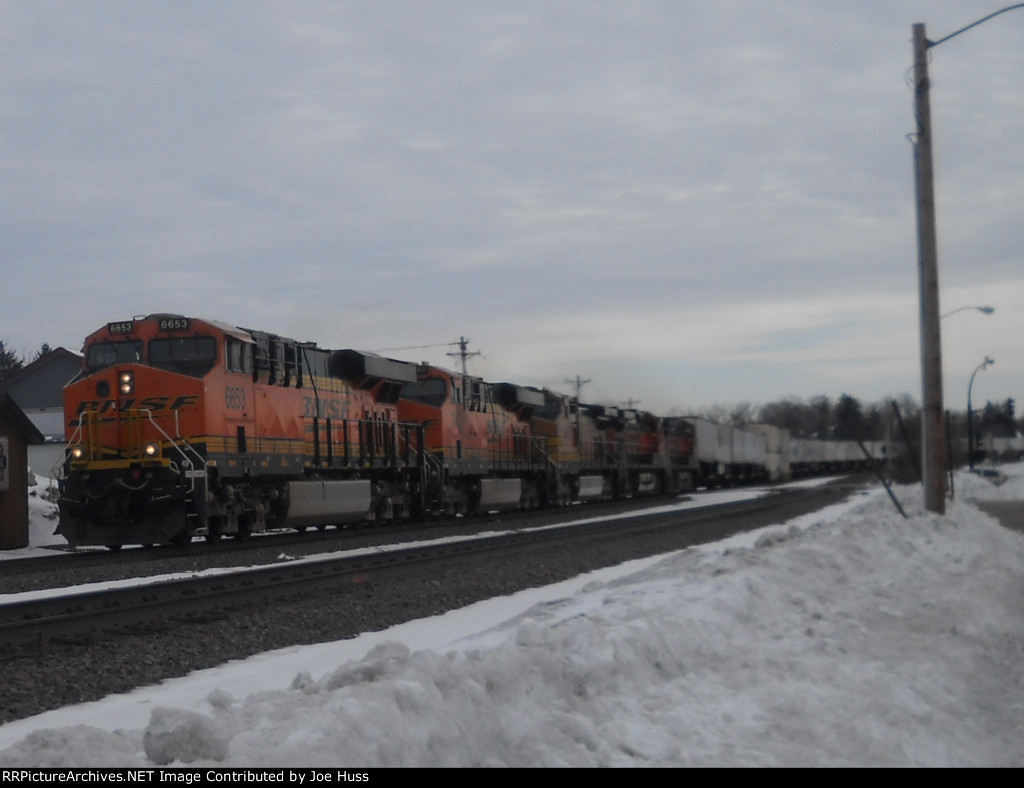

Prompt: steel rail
xmin=0 ymin=483 xmax=850 ymax=652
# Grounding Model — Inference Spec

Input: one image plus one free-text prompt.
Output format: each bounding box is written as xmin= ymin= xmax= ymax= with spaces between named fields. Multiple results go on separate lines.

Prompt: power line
xmin=371 ymin=342 xmax=452 ymax=354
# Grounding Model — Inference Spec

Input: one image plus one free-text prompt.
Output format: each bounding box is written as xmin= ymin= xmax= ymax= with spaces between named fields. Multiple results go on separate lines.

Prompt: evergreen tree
xmin=834 ymin=393 xmax=867 ymax=441
xmin=0 ymin=339 xmax=25 ymax=381
xmin=980 ymin=399 xmax=1018 ymax=438
xmin=758 ymin=397 xmax=812 ymax=437
xmin=808 ymin=395 xmax=832 ymax=438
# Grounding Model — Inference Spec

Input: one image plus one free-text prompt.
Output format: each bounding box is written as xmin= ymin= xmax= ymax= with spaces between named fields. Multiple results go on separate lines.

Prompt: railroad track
xmin=0 ymin=489 xmax=715 ymax=581
xmin=1 ymin=483 xmax=818 ymax=598
xmin=0 ymin=481 xmax=858 ymax=654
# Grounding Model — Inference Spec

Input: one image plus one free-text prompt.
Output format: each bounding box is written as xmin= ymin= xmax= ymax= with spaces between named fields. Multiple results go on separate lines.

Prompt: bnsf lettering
xmin=70 ymin=395 xmax=200 ymax=425
xmin=302 ymin=396 xmax=343 ymax=419
xmin=225 ymin=386 xmax=247 ymax=410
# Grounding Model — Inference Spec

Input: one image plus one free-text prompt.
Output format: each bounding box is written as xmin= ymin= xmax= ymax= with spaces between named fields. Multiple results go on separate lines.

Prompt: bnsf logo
xmin=70 ymin=395 xmax=200 ymax=425
xmin=302 ymin=396 xmax=346 ymax=419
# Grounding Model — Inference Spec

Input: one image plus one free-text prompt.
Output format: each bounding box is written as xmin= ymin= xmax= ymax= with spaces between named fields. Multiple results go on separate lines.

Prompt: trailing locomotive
xmin=56 ymin=314 xmax=887 ymax=549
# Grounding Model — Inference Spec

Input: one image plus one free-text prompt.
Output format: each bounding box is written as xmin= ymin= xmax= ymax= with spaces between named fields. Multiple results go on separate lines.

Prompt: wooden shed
xmin=0 ymin=392 xmax=46 ymax=549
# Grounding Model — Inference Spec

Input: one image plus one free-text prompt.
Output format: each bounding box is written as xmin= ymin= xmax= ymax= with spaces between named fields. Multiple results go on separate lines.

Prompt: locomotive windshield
xmin=86 ymin=340 xmax=143 ymax=372
xmin=533 ymin=399 xmax=563 ymax=420
xmin=149 ymin=336 xmax=218 ymax=377
xmin=399 ymin=377 xmax=446 ymax=407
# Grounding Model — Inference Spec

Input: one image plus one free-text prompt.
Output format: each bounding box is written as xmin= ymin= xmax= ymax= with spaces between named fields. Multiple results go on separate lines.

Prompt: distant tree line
xmin=977 ymin=398 xmax=1017 ymax=438
xmin=684 ymin=392 xmax=1024 ymax=447
xmin=683 ymin=393 xmax=920 ymax=443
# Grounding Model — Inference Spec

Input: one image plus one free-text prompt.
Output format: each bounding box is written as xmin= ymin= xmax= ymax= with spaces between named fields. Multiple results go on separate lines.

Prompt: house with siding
xmin=0 ymin=347 xmax=82 ymax=474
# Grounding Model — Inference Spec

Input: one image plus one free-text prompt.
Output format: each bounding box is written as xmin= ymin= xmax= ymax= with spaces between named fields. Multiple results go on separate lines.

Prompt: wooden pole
xmin=912 ymin=23 xmax=947 ymax=514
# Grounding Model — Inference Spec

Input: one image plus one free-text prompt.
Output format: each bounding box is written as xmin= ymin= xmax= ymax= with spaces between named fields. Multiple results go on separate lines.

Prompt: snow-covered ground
xmin=1 ymin=468 xmax=1022 ymax=767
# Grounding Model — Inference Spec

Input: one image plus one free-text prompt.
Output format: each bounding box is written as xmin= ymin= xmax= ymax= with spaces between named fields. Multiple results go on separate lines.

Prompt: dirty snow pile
xmin=25 ymin=470 xmax=64 ymax=548
xmin=1 ymin=468 xmax=1022 ymax=767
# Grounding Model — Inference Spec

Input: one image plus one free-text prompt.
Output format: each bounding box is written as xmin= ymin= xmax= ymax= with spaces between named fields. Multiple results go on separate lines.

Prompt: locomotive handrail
xmin=51 ymin=420 xmax=85 ymax=482
xmin=135 ymin=408 xmax=208 ymax=493
xmin=408 ymin=428 xmax=445 ymax=513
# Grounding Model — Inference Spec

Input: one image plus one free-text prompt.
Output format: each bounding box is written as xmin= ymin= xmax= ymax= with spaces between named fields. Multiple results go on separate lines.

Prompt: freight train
xmin=55 ymin=314 xmax=888 ymax=549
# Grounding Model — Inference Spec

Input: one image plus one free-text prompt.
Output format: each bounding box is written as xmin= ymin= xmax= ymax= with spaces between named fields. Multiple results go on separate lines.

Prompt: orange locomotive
xmin=58 ymin=314 xmax=425 ymax=548
xmin=398 ymin=367 xmax=546 ymax=514
xmin=499 ymin=387 xmax=618 ymax=505
xmin=598 ymin=408 xmax=699 ymax=496
xmin=57 ymin=314 xmax=703 ymax=549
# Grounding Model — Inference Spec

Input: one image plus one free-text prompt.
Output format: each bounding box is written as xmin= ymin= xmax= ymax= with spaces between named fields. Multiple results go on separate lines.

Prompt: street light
xmin=968 ymin=356 xmax=995 ymax=470
xmin=941 ymin=305 xmax=995 ymax=319
xmin=911 ymin=5 xmax=1024 ymax=514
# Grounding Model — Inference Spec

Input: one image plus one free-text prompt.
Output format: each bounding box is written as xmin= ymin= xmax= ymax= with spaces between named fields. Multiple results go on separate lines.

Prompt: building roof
xmin=0 ymin=346 xmax=82 ymax=389
xmin=0 ymin=393 xmax=46 ymax=444
xmin=0 ymin=347 xmax=82 ymax=410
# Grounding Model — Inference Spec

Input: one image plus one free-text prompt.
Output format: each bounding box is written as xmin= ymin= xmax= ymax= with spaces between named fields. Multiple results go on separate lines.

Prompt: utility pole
xmin=910 ymin=6 xmax=1024 ymax=513
xmin=447 ymin=337 xmax=480 ymax=376
xmin=565 ymin=375 xmax=591 ymax=433
xmin=565 ymin=375 xmax=590 ymax=402
xmin=912 ymin=22 xmax=947 ymax=514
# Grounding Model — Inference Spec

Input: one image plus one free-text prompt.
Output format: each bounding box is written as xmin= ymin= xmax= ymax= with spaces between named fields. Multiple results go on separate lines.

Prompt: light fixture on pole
xmin=967 ymin=356 xmax=995 ymax=470
xmin=941 ymin=305 xmax=995 ymax=319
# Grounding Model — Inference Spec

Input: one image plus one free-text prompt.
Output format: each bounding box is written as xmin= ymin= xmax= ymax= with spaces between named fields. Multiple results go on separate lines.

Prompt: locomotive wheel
xmin=206 ymin=517 xmax=224 ymax=544
xmin=169 ymin=529 xmax=192 ymax=547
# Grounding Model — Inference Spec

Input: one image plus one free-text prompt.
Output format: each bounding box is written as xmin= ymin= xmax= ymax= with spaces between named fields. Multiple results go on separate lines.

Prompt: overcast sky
xmin=2 ymin=1 xmax=1022 ymax=414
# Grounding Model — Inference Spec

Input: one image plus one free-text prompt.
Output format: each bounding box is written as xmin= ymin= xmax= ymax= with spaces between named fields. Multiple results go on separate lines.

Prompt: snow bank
xmin=1 ymin=471 xmax=1023 ymax=767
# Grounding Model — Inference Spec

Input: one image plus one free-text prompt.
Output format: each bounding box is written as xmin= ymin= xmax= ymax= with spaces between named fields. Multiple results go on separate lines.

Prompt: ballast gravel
xmin=1 ymin=485 xmax=857 ymax=724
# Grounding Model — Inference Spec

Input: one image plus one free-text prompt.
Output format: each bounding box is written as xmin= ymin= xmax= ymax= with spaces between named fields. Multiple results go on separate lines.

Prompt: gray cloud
xmin=2 ymin=1 xmax=1021 ymax=413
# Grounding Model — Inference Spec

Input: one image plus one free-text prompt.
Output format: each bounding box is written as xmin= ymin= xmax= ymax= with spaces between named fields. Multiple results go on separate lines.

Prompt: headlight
xmin=70 ymin=446 xmax=85 ymax=460
xmin=119 ymin=371 xmax=134 ymax=395
xmin=144 ymin=442 xmax=160 ymax=458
